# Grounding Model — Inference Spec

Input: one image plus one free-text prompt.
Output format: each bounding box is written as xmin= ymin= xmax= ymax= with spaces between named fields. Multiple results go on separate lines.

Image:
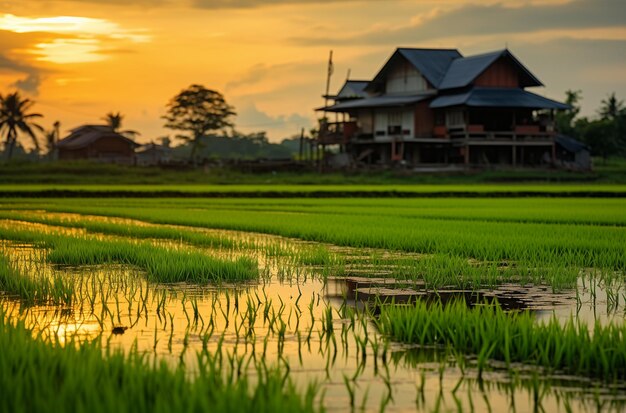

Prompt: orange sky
xmin=1 ymin=0 xmax=625 ymax=145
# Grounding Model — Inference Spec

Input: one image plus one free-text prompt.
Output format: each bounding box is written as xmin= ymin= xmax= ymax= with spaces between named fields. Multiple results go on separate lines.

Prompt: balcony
xmin=317 ymin=121 xmax=358 ymax=145
xmin=444 ymin=124 xmax=554 ymax=141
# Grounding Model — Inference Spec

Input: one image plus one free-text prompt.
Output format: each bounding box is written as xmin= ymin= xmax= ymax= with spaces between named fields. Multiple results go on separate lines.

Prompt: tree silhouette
xmin=555 ymin=89 xmax=582 ymax=137
xmin=44 ymin=120 xmax=61 ymax=159
xmin=0 ymin=91 xmax=43 ymax=159
xmin=102 ymin=111 xmax=139 ymax=138
xmin=162 ymin=84 xmax=235 ymax=162
xmin=599 ymin=93 xmax=625 ymax=120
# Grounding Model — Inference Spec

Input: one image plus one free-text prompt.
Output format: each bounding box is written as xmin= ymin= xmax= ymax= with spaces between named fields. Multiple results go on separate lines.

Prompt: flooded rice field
xmin=1 ymin=209 xmax=626 ymax=412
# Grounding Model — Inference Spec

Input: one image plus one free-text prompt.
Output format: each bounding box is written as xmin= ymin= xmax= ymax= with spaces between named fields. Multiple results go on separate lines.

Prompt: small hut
xmin=57 ymin=125 xmax=138 ymax=164
xmin=555 ymin=134 xmax=592 ymax=170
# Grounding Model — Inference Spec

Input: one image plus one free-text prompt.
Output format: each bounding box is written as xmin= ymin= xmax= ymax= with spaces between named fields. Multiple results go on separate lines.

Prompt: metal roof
xmin=397 ymin=48 xmax=463 ymax=87
xmin=57 ymin=125 xmax=139 ymax=150
xmin=320 ymin=93 xmax=433 ymax=112
xmin=430 ymin=88 xmax=570 ymax=109
xmin=438 ymin=49 xmax=543 ymax=90
xmin=555 ymin=134 xmax=589 ymax=153
xmin=367 ymin=48 xmax=462 ymax=91
xmin=335 ymin=80 xmax=370 ymax=100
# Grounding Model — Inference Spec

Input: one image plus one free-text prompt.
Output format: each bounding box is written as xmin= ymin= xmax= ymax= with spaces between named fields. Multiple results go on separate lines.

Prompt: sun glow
xmin=0 ymin=14 xmax=150 ymax=64
xmin=34 ymin=39 xmax=103 ymax=64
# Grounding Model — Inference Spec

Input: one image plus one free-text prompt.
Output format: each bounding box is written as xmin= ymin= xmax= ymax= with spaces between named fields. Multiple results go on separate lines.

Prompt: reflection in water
xmin=1 ymin=217 xmax=626 ymax=412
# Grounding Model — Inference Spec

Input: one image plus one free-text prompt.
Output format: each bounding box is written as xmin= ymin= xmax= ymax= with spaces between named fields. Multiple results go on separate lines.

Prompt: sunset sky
xmin=1 ymin=0 xmax=625 ymax=144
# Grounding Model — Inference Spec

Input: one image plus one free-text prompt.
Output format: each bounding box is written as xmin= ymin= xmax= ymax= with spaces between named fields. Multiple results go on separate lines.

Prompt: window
xmin=446 ymin=109 xmax=465 ymax=128
xmin=387 ymin=111 xmax=402 ymax=135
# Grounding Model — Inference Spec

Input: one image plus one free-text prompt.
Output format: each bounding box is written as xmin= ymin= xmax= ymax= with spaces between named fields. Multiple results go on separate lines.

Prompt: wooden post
xmin=512 ymin=110 xmax=517 ymax=167
xmin=298 ymin=128 xmax=304 ymax=160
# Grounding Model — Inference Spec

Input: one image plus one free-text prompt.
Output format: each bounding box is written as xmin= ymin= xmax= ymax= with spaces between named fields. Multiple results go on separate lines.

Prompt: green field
xmin=1 ymin=158 xmax=626 ymax=186
xmin=1 ymin=193 xmax=626 ymax=412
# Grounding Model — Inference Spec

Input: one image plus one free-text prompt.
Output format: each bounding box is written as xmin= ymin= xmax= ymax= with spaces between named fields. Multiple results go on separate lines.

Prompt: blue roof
xmin=555 ymin=134 xmax=589 ymax=153
xmin=397 ymin=48 xmax=463 ymax=87
xmin=321 ymin=93 xmax=433 ymax=112
xmin=367 ymin=48 xmax=462 ymax=91
xmin=335 ymin=80 xmax=370 ymax=100
xmin=430 ymin=88 xmax=570 ymax=110
xmin=439 ymin=49 xmax=543 ymax=90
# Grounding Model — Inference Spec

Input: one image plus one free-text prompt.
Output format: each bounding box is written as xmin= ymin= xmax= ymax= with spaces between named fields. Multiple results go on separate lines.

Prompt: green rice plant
xmin=377 ymin=299 xmax=626 ymax=381
xmin=11 ymin=197 xmax=623 ymax=289
xmin=0 ymin=309 xmax=322 ymax=413
xmin=0 ymin=226 xmax=258 ymax=283
xmin=0 ymin=253 xmax=72 ymax=305
xmin=0 ymin=210 xmax=240 ymax=250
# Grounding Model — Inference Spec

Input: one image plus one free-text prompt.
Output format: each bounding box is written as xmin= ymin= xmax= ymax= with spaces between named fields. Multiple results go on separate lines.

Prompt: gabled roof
xmin=320 ymin=93 xmax=434 ymax=112
xmin=429 ymin=87 xmax=570 ymax=109
xmin=439 ymin=49 xmax=543 ymax=90
xmin=367 ymin=48 xmax=462 ymax=91
xmin=57 ymin=124 xmax=139 ymax=150
xmin=335 ymin=80 xmax=370 ymax=100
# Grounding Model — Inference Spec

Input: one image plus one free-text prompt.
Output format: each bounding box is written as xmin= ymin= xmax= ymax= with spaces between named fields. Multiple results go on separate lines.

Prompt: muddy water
xmin=1 ymin=216 xmax=625 ymax=413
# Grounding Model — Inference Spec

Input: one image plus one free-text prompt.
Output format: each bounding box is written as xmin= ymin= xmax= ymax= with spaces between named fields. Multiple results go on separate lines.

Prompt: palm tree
xmin=599 ymin=93 xmax=625 ymax=120
xmin=0 ymin=92 xmax=43 ymax=160
xmin=102 ymin=111 xmax=139 ymax=138
xmin=44 ymin=121 xmax=61 ymax=160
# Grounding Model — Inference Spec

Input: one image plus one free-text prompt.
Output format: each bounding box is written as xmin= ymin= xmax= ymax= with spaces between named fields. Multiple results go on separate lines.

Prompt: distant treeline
xmin=556 ymin=91 xmax=626 ymax=161
xmin=169 ymin=132 xmax=302 ymax=161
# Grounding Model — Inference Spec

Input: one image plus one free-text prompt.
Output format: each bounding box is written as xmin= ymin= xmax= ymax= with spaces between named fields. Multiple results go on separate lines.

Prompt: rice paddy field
xmin=1 ymin=194 xmax=625 ymax=412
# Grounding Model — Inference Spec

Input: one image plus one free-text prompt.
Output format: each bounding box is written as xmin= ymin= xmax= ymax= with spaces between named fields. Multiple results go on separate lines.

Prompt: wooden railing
xmin=317 ymin=121 xmax=358 ymax=145
xmin=445 ymin=124 xmax=554 ymax=141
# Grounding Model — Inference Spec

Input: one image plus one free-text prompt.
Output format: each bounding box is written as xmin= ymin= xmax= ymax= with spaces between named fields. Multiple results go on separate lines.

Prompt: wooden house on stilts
xmin=316 ymin=48 xmax=580 ymax=168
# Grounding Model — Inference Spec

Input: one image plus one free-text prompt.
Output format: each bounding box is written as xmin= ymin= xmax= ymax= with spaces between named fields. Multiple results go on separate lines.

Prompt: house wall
xmin=385 ymin=61 xmax=428 ymax=94
xmin=414 ymin=101 xmax=434 ymax=138
xmin=59 ymin=136 xmax=135 ymax=162
xmin=474 ymin=57 xmax=519 ymax=88
xmin=356 ymin=110 xmax=374 ymax=135
xmin=89 ymin=137 xmax=135 ymax=158
xmin=373 ymin=109 xmax=414 ymax=138
xmin=58 ymin=148 xmax=88 ymax=160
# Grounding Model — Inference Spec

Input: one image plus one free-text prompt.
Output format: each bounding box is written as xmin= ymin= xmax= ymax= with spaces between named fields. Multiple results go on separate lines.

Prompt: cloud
xmin=226 ymin=61 xmax=322 ymax=91
xmin=0 ymin=14 xmax=150 ymax=64
xmin=10 ymin=73 xmax=41 ymax=94
xmin=236 ymin=103 xmax=312 ymax=140
xmin=502 ymin=37 xmax=626 ymax=116
xmin=0 ymin=52 xmax=44 ymax=94
xmin=291 ymin=0 xmax=626 ymax=45
xmin=192 ymin=0 xmax=398 ymax=9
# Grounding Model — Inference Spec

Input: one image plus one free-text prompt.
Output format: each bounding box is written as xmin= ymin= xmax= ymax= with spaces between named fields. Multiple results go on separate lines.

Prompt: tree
xmin=102 ymin=111 xmax=139 ymax=138
xmin=0 ymin=91 xmax=43 ymax=160
xmin=598 ymin=93 xmax=625 ymax=121
xmin=162 ymin=84 xmax=236 ymax=162
xmin=598 ymin=93 xmax=626 ymax=158
xmin=555 ymin=89 xmax=582 ymax=137
xmin=577 ymin=117 xmax=616 ymax=163
xmin=44 ymin=120 xmax=60 ymax=160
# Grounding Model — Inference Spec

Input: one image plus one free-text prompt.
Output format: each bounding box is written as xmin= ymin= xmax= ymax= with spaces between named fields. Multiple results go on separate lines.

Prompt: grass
xmin=1 ymin=193 xmax=626 ymax=411
xmin=3 ymin=158 xmax=626 ymax=185
xmin=0 ymin=310 xmax=322 ymax=413
xmin=0 ymin=227 xmax=258 ymax=283
xmin=1 ymin=183 xmax=626 ymax=197
xmin=2 ymin=197 xmax=625 ymax=289
xmin=0 ymin=253 xmax=73 ymax=305
xmin=0 ymin=210 xmax=240 ymax=250
xmin=377 ymin=299 xmax=626 ymax=381
xmin=8 ymin=198 xmax=621 ymax=288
